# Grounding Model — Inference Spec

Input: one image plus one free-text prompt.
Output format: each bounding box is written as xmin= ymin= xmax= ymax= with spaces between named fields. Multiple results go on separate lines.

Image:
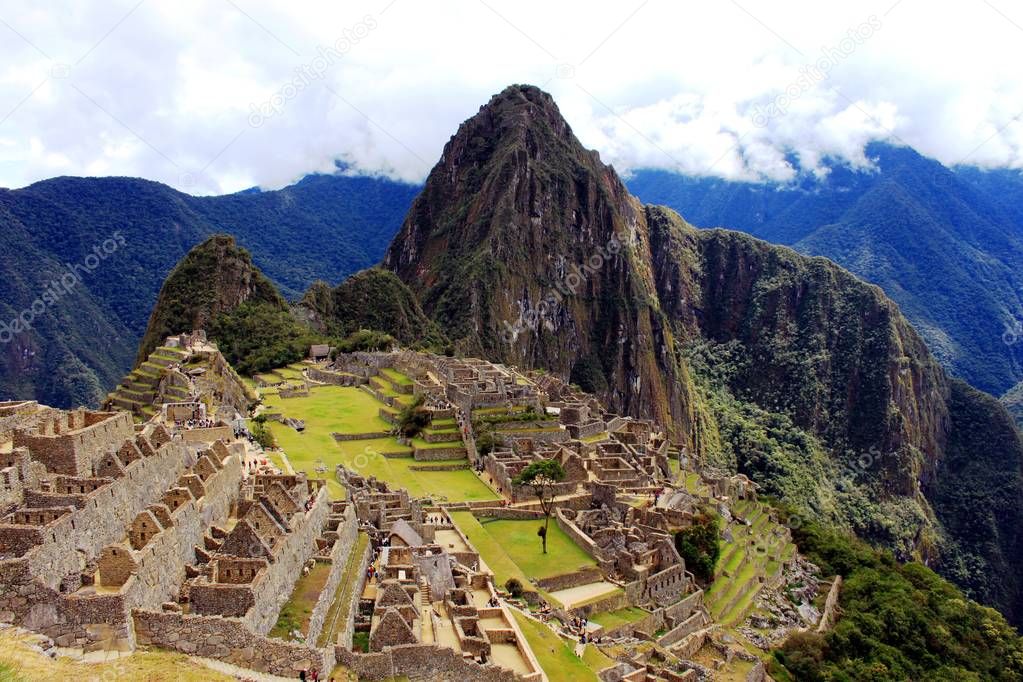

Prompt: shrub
xmin=504 ymin=578 xmax=524 ymax=598
xmin=674 ymin=511 xmax=720 ymax=583
xmin=395 ymin=395 xmax=431 ymax=438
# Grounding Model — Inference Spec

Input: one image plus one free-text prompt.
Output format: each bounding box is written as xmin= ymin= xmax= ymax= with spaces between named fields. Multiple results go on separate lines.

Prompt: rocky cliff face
xmin=136 ymin=234 xmax=286 ymax=363
xmin=298 ymin=268 xmax=447 ymax=349
xmin=383 ymin=85 xmax=701 ymax=444
xmin=383 ymin=84 xmax=1023 ymax=622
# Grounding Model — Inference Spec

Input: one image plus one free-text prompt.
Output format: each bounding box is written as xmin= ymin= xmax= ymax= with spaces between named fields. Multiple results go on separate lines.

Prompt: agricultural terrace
xmin=259 ymin=370 xmax=498 ymax=502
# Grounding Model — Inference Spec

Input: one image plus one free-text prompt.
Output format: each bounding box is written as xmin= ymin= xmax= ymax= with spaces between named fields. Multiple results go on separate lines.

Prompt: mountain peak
xmin=135 ymin=234 xmax=285 ymax=363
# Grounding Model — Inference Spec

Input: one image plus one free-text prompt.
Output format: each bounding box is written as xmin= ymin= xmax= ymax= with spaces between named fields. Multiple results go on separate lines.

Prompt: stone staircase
xmin=419 ymin=576 xmax=435 ymax=644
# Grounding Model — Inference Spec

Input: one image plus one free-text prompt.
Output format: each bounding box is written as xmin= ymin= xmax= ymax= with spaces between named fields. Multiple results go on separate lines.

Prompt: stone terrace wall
xmin=335 ymin=642 xmax=525 ymax=682
xmin=0 ymin=445 xmax=239 ymax=651
xmin=306 ymin=505 xmax=358 ymax=646
xmin=0 ymin=440 xmax=192 ymax=590
xmin=338 ymin=537 xmax=372 ymax=648
xmin=245 ymin=485 xmax=332 ymax=634
xmin=122 ymin=452 xmax=242 ymax=612
xmin=134 ymin=609 xmax=334 ymax=677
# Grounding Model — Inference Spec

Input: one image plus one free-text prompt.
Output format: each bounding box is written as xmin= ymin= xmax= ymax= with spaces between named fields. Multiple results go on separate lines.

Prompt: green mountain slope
xmin=626 ymin=147 xmax=1023 ymax=397
xmin=298 ymin=268 xmax=447 ymax=350
xmin=1004 ymin=381 xmax=1023 ymax=428
xmin=0 ymin=172 xmax=418 ymax=407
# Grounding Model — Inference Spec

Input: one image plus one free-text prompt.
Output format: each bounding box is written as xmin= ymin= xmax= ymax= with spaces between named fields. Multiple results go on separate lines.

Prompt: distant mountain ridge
xmin=0 ymin=172 xmax=419 ymax=408
xmin=625 ymin=145 xmax=1023 ymax=397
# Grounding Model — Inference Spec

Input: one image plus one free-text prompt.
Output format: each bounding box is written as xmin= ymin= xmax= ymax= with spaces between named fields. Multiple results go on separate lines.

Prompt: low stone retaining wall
xmin=471 ymin=507 xmax=545 ymax=520
xmin=536 ymin=566 xmax=604 ymax=592
xmin=422 ymin=430 xmax=463 ymax=443
xmin=409 ymin=463 xmax=470 ymax=472
xmin=413 ymin=446 xmax=467 ymax=461
xmin=133 ymin=609 xmax=333 ymax=677
xmin=334 ymin=642 xmax=525 ymax=681
xmin=307 ymin=368 xmax=365 ymax=386
xmin=333 ymin=431 xmax=390 ymax=441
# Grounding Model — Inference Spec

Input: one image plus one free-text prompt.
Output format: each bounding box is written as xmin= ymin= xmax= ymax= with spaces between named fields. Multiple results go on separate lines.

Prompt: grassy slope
xmin=263 ymin=384 xmax=496 ymax=502
xmin=0 ymin=628 xmax=234 ymax=681
xmin=510 ymin=611 xmax=598 ymax=682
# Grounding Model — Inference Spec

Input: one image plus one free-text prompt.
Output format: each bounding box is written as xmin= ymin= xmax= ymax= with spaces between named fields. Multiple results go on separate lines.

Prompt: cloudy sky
xmin=1 ymin=0 xmax=1021 ymax=194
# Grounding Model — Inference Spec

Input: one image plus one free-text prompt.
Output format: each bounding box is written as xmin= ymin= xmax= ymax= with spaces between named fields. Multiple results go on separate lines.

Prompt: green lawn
xmin=590 ymin=606 xmax=649 ymax=630
xmin=263 ymin=384 xmax=496 ymax=502
xmin=479 ymin=519 xmax=597 ymax=579
xmin=451 ymin=513 xmax=597 ymax=583
xmin=581 ymin=643 xmax=614 ymax=674
xmin=449 ymin=511 xmax=532 ymax=589
xmin=511 ymin=611 xmax=597 ymax=682
xmin=270 ymin=561 xmax=332 ymax=639
xmin=263 ymin=385 xmax=391 ymax=433
xmin=379 ymin=367 xmax=413 ymax=386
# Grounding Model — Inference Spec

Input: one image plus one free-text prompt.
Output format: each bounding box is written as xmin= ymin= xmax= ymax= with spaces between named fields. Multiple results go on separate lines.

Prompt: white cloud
xmin=0 ymin=0 xmax=1021 ymax=193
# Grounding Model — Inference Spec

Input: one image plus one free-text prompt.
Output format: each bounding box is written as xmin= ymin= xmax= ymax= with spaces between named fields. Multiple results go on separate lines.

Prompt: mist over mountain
xmin=625 ymin=144 xmax=1023 ymax=398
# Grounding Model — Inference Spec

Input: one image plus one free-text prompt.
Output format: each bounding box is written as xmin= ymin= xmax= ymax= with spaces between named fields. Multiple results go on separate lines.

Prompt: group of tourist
xmin=568 ymin=615 xmax=592 ymax=642
xmin=179 ymin=417 xmax=215 ymax=429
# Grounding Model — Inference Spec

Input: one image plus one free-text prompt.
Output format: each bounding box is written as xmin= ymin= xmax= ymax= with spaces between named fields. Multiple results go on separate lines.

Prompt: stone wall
xmin=120 ymin=452 xmax=241 ymax=612
xmin=335 ymin=642 xmax=525 ymax=682
xmin=0 ymin=445 xmax=241 ymax=651
xmin=245 ymin=486 xmax=332 ymax=634
xmin=306 ymin=505 xmax=358 ymax=645
xmin=334 ymin=431 xmax=390 ymax=441
xmin=13 ymin=411 xmax=134 ymax=477
xmin=0 ymin=440 xmax=191 ymax=591
xmin=307 ymin=368 xmax=365 ymax=386
xmin=413 ymin=446 xmax=467 ymax=461
xmin=535 ymin=566 xmax=604 ymax=593
xmin=179 ymin=426 xmax=232 ymax=443
xmin=338 ymin=535 xmax=372 ymax=648
xmin=816 ymin=576 xmax=842 ymax=633
xmin=134 ymin=609 xmax=334 ymax=677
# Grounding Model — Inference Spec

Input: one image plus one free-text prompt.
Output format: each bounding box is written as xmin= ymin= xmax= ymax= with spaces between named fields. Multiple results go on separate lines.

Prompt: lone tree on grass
xmin=395 ymin=395 xmax=432 ymax=439
xmin=513 ymin=459 xmax=566 ymax=554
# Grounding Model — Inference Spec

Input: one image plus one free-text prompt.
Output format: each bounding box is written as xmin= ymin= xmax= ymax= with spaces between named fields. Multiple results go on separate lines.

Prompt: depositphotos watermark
xmin=0 ymin=231 xmax=127 ymax=344
xmin=1004 ymin=320 xmax=1022 ymax=347
xmin=751 ymin=15 xmax=882 ymax=128
xmin=501 ymin=229 xmax=636 ymax=344
xmin=248 ymin=15 xmax=378 ymax=128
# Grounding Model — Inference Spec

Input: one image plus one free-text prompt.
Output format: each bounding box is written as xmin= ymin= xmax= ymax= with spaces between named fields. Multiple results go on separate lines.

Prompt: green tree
xmin=395 ymin=395 xmax=432 ymax=439
xmin=250 ymin=414 xmax=275 ymax=450
xmin=674 ymin=511 xmax=720 ymax=583
xmin=513 ymin=459 xmax=566 ymax=554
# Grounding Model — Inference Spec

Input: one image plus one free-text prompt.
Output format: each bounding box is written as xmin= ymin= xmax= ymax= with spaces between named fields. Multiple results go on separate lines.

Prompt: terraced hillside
xmin=704 ymin=498 xmax=797 ymax=628
xmin=257 ymin=365 xmax=496 ymax=502
xmin=103 ymin=344 xmax=189 ymax=419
